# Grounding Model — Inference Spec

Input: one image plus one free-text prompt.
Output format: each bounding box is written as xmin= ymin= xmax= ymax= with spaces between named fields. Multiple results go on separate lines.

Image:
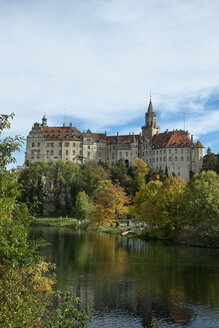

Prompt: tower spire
xmin=147 ymin=96 xmax=154 ymax=113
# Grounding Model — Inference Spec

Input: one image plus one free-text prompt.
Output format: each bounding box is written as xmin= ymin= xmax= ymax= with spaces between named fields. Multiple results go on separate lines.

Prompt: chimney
xmin=117 ymin=132 xmax=119 ymax=142
xmin=63 ymin=123 xmax=65 ymax=127
xmin=70 ymin=123 xmax=72 ymax=127
xmin=105 ymin=130 xmax=107 ymax=135
xmin=191 ymin=135 xmax=194 ymax=144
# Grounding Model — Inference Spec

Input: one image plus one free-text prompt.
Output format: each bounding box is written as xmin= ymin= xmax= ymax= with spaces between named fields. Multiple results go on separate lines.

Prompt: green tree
xmin=78 ymin=161 xmax=109 ymax=200
xmin=128 ymin=158 xmax=149 ymax=195
xmin=148 ymin=176 xmax=187 ymax=236
xmin=179 ymin=170 xmax=219 ymax=228
xmin=202 ymin=147 xmax=217 ymax=172
xmin=75 ymin=191 xmax=94 ymax=221
xmin=0 ymin=114 xmax=91 ymax=327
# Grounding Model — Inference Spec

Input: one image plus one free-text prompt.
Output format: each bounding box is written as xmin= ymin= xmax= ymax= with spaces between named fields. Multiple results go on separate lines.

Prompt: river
xmin=30 ymin=226 xmax=219 ymax=328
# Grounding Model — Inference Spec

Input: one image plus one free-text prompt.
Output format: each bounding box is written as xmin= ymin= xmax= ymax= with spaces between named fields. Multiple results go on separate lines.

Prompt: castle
xmin=25 ymin=100 xmax=205 ymax=181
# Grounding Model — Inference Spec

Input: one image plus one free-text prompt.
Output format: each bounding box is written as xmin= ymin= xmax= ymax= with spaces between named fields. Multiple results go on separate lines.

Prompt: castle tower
xmin=142 ymin=99 xmax=160 ymax=139
xmin=42 ymin=114 xmax=47 ymax=127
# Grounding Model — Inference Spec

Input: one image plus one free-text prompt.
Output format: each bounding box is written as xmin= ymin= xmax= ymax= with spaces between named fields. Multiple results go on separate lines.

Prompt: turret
xmin=42 ymin=114 xmax=47 ymax=127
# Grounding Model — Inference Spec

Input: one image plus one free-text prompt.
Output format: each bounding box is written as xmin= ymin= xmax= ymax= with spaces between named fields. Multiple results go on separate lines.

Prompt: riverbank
xmin=33 ymin=217 xmax=219 ymax=248
xmin=33 ymin=217 xmax=79 ymax=228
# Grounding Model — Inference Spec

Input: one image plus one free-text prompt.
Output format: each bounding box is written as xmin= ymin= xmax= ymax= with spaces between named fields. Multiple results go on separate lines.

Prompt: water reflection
xmin=30 ymin=227 xmax=219 ymax=328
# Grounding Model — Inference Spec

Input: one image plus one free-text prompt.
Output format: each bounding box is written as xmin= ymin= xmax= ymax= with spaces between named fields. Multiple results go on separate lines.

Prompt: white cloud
xmin=1 ymin=0 xmax=219 ymax=163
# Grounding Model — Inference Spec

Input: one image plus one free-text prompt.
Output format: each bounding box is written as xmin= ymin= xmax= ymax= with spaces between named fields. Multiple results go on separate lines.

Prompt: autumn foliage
xmin=91 ymin=180 xmax=130 ymax=226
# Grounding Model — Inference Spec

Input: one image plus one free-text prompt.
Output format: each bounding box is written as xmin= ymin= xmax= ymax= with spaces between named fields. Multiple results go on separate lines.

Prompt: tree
xmin=202 ymin=147 xmax=217 ymax=172
xmin=128 ymin=158 xmax=149 ymax=195
xmin=77 ymin=161 xmax=110 ymax=200
xmin=75 ymin=191 xmax=94 ymax=221
xmin=148 ymin=176 xmax=187 ymax=234
xmin=91 ymin=180 xmax=130 ymax=226
xmin=130 ymin=180 xmax=162 ymax=221
xmin=179 ymin=171 xmax=219 ymax=228
xmin=0 ymin=114 xmax=91 ymax=327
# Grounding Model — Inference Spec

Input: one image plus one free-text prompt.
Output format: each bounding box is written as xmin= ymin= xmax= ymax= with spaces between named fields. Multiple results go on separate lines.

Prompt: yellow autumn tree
xmin=130 ymin=180 xmax=162 ymax=221
xmin=91 ymin=180 xmax=130 ymax=226
xmin=149 ymin=176 xmax=187 ymax=232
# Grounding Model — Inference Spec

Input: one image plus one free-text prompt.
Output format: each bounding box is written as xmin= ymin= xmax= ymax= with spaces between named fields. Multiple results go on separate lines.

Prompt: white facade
xmin=25 ymin=101 xmax=204 ymax=181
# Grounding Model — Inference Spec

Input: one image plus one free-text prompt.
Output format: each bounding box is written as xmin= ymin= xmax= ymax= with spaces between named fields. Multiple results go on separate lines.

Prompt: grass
xmin=33 ymin=217 xmax=79 ymax=228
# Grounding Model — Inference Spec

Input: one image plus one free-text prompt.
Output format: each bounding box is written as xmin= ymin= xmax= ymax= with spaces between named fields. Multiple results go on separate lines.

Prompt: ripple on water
xmin=86 ymin=309 xmax=143 ymax=328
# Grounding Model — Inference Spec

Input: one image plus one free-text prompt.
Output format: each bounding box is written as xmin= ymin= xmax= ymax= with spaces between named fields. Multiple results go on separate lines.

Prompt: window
xmin=80 ymin=150 xmax=82 ymax=155
xmin=59 ymin=151 xmax=62 ymax=155
xmin=149 ymin=158 xmax=151 ymax=163
xmin=156 ymin=150 xmax=158 ymax=155
xmin=125 ymin=152 xmax=128 ymax=157
xmin=73 ymin=150 xmax=75 ymax=155
xmin=153 ymin=158 xmax=155 ymax=162
xmin=181 ymin=149 xmax=183 ymax=153
xmin=160 ymin=157 xmax=162 ymax=162
xmin=50 ymin=143 xmax=54 ymax=147
xmin=51 ymin=150 xmax=53 ymax=155
xmin=59 ymin=142 xmax=62 ymax=147
xmin=169 ymin=157 xmax=171 ymax=161
xmin=178 ymin=172 xmax=180 ymax=176
xmin=163 ymin=149 xmax=166 ymax=154
xmin=66 ymin=150 xmax=68 ymax=155
xmin=181 ymin=156 xmax=184 ymax=161
xmin=175 ymin=157 xmax=177 ymax=161
xmin=112 ymin=153 xmax=114 ymax=159
xmin=143 ymin=152 xmax=145 ymax=156
xmin=80 ymin=143 xmax=83 ymax=148
xmin=37 ymin=150 xmax=40 ymax=153
xmin=73 ymin=142 xmax=75 ymax=147
xmin=37 ymin=142 xmax=40 ymax=147
xmin=175 ymin=149 xmax=178 ymax=153
xmin=156 ymin=158 xmax=158 ymax=162
xmin=169 ymin=149 xmax=171 ymax=153
xmin=47 ymin=143 xmax=49 ymax=147
xmin=187 ymin=148 xmax=189 ymax=153
xmin=187 ymin=156 xmax=190 ymax=161
xmin=65 ymin=142 xmax=69 ymax=147
xmin=119 ymin=152 xmax=122 ymax=157
xmin=88 ymin=152 xmax=90 ymax=157
xmin=88 ymin=145 xmax=90 ymax=149
xmin=160 ymin=150 xmax=162 ymax=154
xmin=47 ymin=150 xmax=49 ymax=154
xmin=32 ymin=142 xmax=34 ymax=147
xmin=87 ymin=138 xmax=91 ymax=142
xmin=146 ymin=151 xmax=148 ymax=156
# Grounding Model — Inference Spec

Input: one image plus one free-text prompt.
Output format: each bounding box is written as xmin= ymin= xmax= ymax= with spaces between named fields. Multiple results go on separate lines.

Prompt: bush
xmin=181 ymin=219 xmax=219 ymax=248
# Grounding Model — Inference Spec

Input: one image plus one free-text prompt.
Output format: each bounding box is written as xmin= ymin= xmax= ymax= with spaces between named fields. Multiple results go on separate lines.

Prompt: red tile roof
xmin=42 ymin=126 xmax=82 ymax=140
xmin=152 ymin=130 xmax=204 ymax=149
xmin=40 ymin=125 xmax=203 ymax=149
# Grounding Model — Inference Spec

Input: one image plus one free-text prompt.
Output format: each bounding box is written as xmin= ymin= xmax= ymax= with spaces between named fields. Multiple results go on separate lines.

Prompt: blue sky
xmin=1 ymin=0 xmax=219 ymax=167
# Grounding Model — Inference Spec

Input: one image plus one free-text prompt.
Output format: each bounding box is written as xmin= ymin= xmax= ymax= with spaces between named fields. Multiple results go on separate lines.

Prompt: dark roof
xmin=147 ymin=99 xmax=154 ymax=113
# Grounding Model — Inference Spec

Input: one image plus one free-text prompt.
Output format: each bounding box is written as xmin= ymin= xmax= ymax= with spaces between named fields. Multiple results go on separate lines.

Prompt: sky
xmin=1 ymin=0 xmax=219 ymax=166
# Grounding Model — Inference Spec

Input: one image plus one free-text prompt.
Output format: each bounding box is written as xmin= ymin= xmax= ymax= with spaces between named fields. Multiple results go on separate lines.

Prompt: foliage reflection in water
xmin=30 ymin=227 xmax=219 ymax=328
